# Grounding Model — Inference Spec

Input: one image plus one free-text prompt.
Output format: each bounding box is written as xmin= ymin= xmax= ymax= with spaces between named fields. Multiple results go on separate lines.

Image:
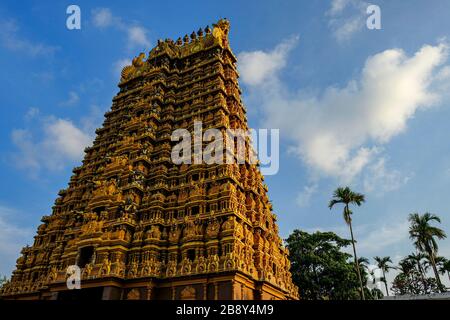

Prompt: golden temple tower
xmin=1 ymin=19 xmax=298 ymax=300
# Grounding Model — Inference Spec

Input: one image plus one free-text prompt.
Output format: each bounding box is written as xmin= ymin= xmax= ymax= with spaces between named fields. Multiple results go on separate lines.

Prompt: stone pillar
xmin=214 ymin=282 xmax=218 ymax=300
xmin=102 ymin=286 xmax=121 ymax=300
xmin=49 ymin=291 xmax=58 ymax=300
xmin=146 ymin=282 xmax=153 ymax=300
xmin=231 ymin=280 xmax=236 ymax=300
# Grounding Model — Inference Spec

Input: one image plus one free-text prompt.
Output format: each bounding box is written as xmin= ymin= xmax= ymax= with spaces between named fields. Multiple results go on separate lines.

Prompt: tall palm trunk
xmin=428 ymin=252 xmax=444 ymax=292
xmin=382 ymin=269 xmax=389 ymax=296
xmin=416 ymin=259 xmax=427 ymax=291
xmin=348 ymin=217 xmax=365 ymax=300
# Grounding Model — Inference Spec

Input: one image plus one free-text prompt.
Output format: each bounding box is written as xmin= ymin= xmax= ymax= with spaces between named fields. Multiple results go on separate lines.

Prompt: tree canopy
xmin=285 ymin=230 xmax=381 ymax=300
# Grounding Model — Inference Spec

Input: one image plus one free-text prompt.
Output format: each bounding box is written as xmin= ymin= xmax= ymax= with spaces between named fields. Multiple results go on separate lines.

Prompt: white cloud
xmin=0 ymin=206 xmax=34 ymax=277
xmin=296 ymin=184 xmax=318 ymax=207
xmin=434 ymin=65 xmax=450 ymax=95
xmin=113 ymin=58 xmax=132 ymax=76
xmin=328 ymin=0 xmax=353 ymax=16
xmin=327 ymin=0 xmax=368 ymax=42
xmin=0 ymin=19 xmax=58 ymax=57
xmin=11 ymin=115 xmax=93 ymax=176
xmin=11 ymin=129 xmax=41 ymax=172
xmin=59 ymin=91 xmax=79 ymax=107
xmin=363 ymin=157 xmax=411 ymax=195
xmin=357 ymin=220 xmax=410 ymax=254
xmin=306 ymin=220 xmax=409 ymax=257
xmin=238 ymin=36 xmax=298 ymax=86
xmin=127 ymin=26 xmax=151 ymax=48
xmin=44 ymin=119 xmax=91 ymax=159
xmin=239 ymin=39 xmax=449 ymax=185
xmin=24 ymin=107 xmax=40 ymax=121
xmin=333 ymin=16 xmax=364 ymax=42
xmin=435 ymin=65 xmax=450 ymax=81
xmin=91 ymin=8 xmax=150 ymax=49
xmin=92 ymin=8 xmax=115 ymax=28
xmin=80 ymin=105 xmax=104 ymax=134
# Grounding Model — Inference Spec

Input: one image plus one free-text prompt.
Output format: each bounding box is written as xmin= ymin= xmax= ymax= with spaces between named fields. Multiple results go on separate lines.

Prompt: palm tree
xmin=358 ymin=257 xmax=369 ymax=268
xmin=436 ymin=257 xmax=450 ymax=287
xmin=370 ymin=287 xmax=384 ymax=300
xmin=329 ymin=186 xmax=366 ymax=300
xmin=442 ymin=259 xmax=450 ymax=283
xmin=407 ymin=252 xmax=428 ymax=290
xmin=408 ymin=212 xmax=447 ymax=292
xmin=396 ymin=258 xmax=415 ymax=286
xmin=358 ymin=257 xmax=370 ymax=286
xmin=374 ymin=256 xmax=393 ymax=296
xmin=397 ymin=258 xmax=415 ymax=275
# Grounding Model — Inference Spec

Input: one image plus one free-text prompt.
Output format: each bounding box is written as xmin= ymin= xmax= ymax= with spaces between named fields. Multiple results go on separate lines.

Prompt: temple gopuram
xmin=1 ymin=19 xmax=299 ymax=300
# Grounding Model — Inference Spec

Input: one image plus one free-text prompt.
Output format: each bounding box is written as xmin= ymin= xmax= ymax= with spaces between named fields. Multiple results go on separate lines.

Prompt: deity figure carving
xmin=180 ymin=257 xmax=192 ymax=275
xmin=207 ymin=254 xmax=219 ymax=272
xmin=180 ymin=286 xmax=196 ymax=300
xmin=221 ymin=216 xmax=235 ymax=231
xmin=206 ymin=218 xmax=220 ymax=238
xmin=48 ymin=266 xmax=58 ymax=282
xmin=84 ymin=263 xmax=93 ymax=278
xmin=100 ymin=258 xmax=111 ymax=276
xmin=146 ymin=225 xmax=161 ymax=240
xmin=3 ymin=19 xmax=298 ymax=301
xmin=127 ymin=288 xmax=140 ymax=300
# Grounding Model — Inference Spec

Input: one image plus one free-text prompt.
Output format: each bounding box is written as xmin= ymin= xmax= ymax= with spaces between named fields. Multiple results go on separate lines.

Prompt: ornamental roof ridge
xmin=119 ymin=18 xmax=231 ymax=85
xmin=148 ymin=18 xmax=230 ymax=59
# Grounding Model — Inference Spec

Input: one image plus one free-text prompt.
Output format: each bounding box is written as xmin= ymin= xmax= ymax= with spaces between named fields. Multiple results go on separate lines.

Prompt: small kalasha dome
xmin=1 ymin=19 xmax=298 ymax=300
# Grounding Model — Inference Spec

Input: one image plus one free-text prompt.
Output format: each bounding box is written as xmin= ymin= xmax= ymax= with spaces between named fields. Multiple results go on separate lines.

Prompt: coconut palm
xmin=358 ymin=257 xmax=369 ymax=274
xmin=408 ymin=212 xmax=447 ymax=292
xmin=374 ymin=256 xmax=393 ymax=296
xmin=407 ymin=252 xmax=428 ymax=290
xmin=370 ymin=287 xmax=384 ymax=300
xmin=397 ymin=258 xmax=415 ymax=275
xmin=398 ymin=257 xmax=417 ymax=283
xmin=358 ymin=257 xmax=369 ymax=268
xmin=358 ymin=257 xmax=370 ymax=286
xmin=436 ymin=257 xmax=450 ymax=286
xmin=329 ymin=186 xmax=366 ymax=300
xmin=442 ymin=259 xmax=450 ymax=282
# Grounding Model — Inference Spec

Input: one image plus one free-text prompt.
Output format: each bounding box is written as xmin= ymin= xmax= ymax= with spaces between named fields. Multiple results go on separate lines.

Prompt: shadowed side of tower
xmin=1 ymin=19 xmax=299 ymax=300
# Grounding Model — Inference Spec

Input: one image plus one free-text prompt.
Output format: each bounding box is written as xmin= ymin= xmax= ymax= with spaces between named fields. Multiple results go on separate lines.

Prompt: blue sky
xmin=1 ymin=0 xmax=450 ymax=291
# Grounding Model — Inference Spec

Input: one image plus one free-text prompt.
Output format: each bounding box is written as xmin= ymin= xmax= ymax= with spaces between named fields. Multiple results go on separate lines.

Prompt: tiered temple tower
xmin=1 ymin=19 xmax=298 ymax=300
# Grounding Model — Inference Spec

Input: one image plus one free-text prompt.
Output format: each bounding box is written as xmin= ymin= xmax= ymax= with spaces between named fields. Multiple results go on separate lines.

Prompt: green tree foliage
xmin=368 ymin=287 xmax=384 ymax=300
xmin=408 ymin=212 xmax=447 ymax=292
xmin=437 ymin=257 xmax=450 ymax=283
xmin=285 ymin=230 xmax=382 ymax=300
xmin=373 ymin=256 xmax=393 ymax=296
xmin=392 ymin=269 xmax=439 ymax=295
xmin=392 ymin=256 xmax=440 ymax=295
xmin=328 ymin=186 xmax=366 ymax=299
